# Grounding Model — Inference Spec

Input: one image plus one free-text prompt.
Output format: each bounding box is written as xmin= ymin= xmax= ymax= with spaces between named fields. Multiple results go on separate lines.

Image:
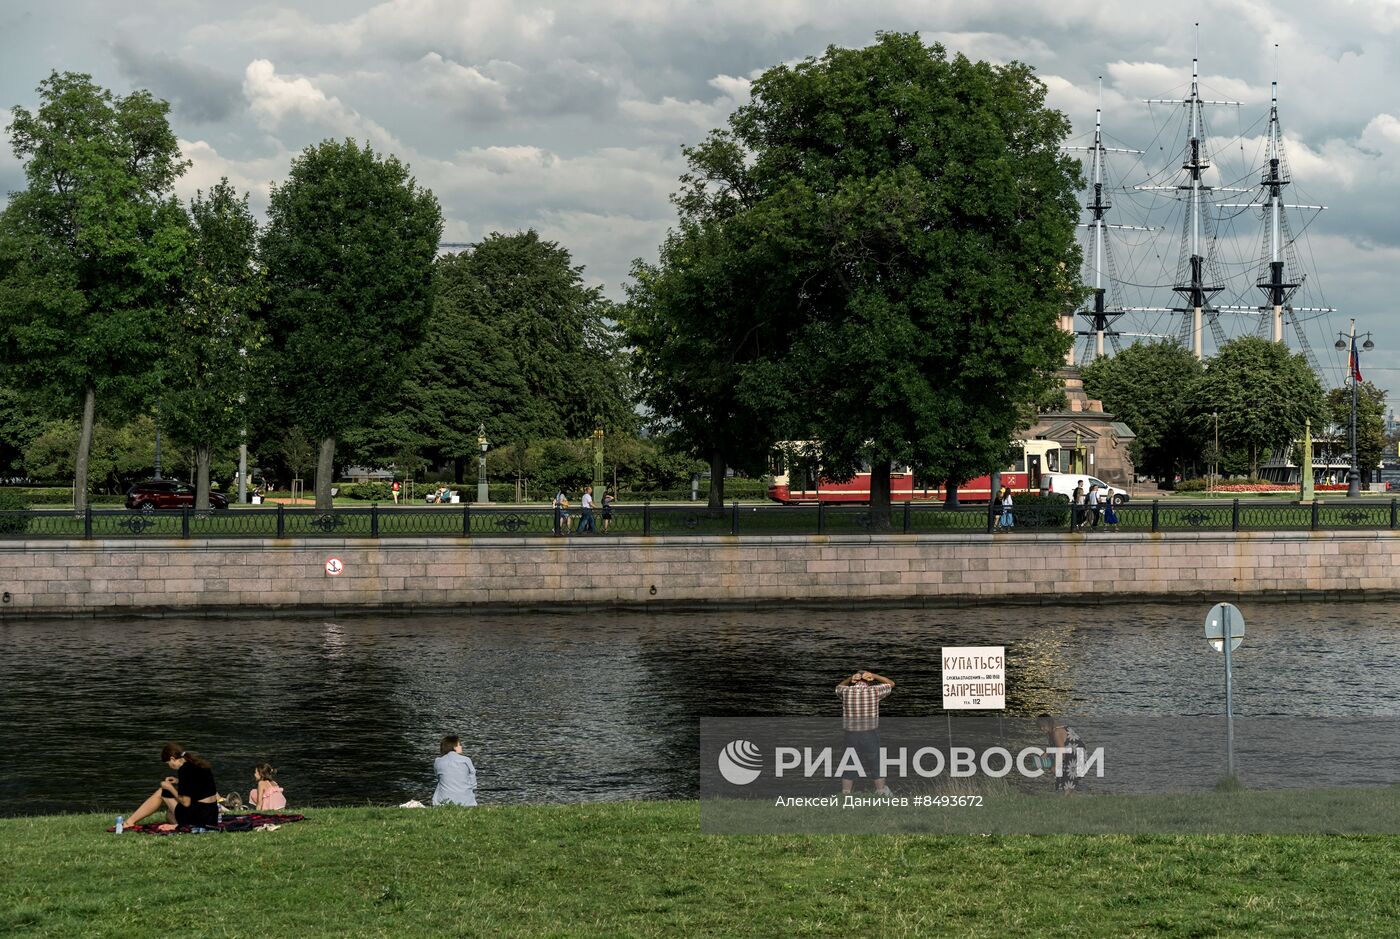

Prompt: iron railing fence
xmin=1 ymin=499 xmax=1398 ymax=541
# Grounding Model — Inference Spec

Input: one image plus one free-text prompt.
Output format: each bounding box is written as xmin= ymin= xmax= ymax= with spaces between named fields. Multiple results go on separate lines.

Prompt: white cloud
xmin=242 ymin=58 xmax=404 ymax=152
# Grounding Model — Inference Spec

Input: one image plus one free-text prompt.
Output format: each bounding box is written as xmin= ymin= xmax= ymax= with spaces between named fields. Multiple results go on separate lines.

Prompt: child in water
xmin=249 ymin=763 xmax=287 ymax=811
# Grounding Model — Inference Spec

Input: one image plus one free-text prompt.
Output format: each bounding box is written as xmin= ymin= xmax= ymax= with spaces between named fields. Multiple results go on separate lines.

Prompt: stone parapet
xmin=1 ymin=532 xmax=1397 ymax=619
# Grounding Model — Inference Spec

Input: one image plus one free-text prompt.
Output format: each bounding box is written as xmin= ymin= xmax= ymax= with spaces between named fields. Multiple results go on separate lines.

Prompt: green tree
xmin=346 ymin=231 xmax=634 ymax=482
xmin=624 ymin=217 xmax=777 ymax=509
xmin=0 ymin=383 xmax=50 ymax=476
xmin=23 ymin=416 xmax=156 ymax=493
xmin=259 ymin=139 xmax=442 ymax=509
xmin=1081 ymin=341 xmax=1206 ymax=485
xmin=1327 ymin=381 xmax=1387 ymax=483
xmin=1190 ymin=336 xmax=1325 ymax=478
xmin=163 ymin=179 xmax=264 ymax=510
xmin=0 ymin=72 xmax=188 ymax=511
xmin=670 ymin=33 xmax=1079 ymax=515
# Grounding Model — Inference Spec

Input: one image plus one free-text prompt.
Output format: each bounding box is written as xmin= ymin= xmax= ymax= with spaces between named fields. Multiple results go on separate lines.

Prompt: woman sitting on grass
xmin=124 ymin=742 xmax=220 ymax=830
xmin=249 ymin=762 xmax=286 ymax=811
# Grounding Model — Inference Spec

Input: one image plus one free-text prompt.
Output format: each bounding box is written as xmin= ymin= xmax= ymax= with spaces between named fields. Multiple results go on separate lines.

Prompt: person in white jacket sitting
xmin=432 ymin=735 xmax=478 ymax=806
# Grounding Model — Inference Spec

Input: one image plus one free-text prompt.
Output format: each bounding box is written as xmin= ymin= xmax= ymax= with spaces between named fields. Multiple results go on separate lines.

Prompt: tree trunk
xmin=1250 ymin=445 xmax=1258 ymax=480
xmin=316 ymin=435 xmax=336 ymax=511
xmin=708 ymin=451 xmax=726 ymax=510
xmin=73 ymin=387 xmax=96 ymax=514
xmin=454 ymin=456 xmax=465 ymax=485
xmin=869 ymin=458 xmax=892 ymax=527
xmin=943 ymin=478 xmax=960 ymax=509
xmin=194 ymin=444 xmax=212 ymax=514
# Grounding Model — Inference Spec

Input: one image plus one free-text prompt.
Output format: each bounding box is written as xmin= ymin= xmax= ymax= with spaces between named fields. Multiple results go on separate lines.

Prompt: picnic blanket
xmin=108 ymin=812 xmax=305 ymax=835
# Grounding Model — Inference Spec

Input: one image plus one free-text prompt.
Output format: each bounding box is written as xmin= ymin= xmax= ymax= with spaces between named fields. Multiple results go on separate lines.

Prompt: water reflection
xmin=1 ymin=601 xmax=1398 ymax=816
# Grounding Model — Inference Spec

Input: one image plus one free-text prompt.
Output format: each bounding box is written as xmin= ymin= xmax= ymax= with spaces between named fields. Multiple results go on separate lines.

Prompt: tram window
xmin=769 ymin=453 xmax=787 ymax=475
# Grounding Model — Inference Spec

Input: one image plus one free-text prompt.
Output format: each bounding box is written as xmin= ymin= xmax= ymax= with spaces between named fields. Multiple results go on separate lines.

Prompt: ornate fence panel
xmin=4 ymin=499 xmax=1400 ymax=541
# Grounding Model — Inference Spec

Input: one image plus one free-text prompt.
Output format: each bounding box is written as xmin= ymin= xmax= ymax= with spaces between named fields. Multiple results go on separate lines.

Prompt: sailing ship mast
xmin=1216 ymin=56 xmax=1333 ymax=375
xmin=1137 ymin=25 xmax=1244 ymax=359
xmin=1066 ymin=80 xmax=1158 ymax=363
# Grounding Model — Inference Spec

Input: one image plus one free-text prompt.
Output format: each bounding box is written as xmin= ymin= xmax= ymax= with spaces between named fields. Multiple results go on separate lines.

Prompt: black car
xmin=125 ymin=480 xmax=229 ymax=512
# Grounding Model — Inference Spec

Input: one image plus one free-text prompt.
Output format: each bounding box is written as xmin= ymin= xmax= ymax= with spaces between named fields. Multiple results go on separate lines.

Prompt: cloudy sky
xmin=3 ymin=0 xmax=1399 ymax=407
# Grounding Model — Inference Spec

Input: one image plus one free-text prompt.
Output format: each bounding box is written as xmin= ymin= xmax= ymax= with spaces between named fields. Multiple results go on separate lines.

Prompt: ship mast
xmin=1066 ymin=79 xmax=1158 ymax=363
xmin=1216 ymin=56 xmax=1332 ymax=375
xmin=1138 ymin=26 xmax=1243 ymax=359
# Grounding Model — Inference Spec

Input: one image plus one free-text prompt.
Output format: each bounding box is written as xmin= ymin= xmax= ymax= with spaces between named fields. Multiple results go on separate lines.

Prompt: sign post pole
xmin=1204 ymin=602 xmax=1244 ymax=780
xmin=1222 ymin=605 xmax=1235 ymax=777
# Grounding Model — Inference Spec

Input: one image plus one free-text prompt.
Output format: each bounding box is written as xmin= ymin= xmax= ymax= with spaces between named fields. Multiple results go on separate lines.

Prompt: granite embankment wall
xmin=1 ymin=532 xmax=1398 ymax=619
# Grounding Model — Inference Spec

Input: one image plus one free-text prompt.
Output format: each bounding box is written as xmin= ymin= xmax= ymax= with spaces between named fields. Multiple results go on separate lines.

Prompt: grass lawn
xmin=3 ymin=802 xmax=1398 ymax=937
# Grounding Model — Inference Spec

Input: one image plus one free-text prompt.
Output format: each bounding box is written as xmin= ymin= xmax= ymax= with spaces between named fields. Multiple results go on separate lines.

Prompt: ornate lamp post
xmin=476 ymin=425 xmax=490 ymax=504
xmin=237 ymin=347 xmax=248 ymax=504
xmin=592 ymin=427 xmax=604 ymax=491
xmin=1334 ymin=319 xmax=1375 ymax=498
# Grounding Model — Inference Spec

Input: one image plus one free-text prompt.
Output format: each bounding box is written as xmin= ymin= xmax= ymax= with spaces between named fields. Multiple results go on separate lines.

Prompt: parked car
xmin=1043 ymin=473 xmax=1130 ymax=505
xmin=125 ymin=480 xmax=229 ymax=512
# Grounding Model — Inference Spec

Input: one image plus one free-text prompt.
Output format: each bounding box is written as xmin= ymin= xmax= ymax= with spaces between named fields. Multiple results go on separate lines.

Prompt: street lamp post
xmin=592 ymin=427 xmax=604 ymax=491
xmin=237 ymin=347 xmax=248 ymax=505
xmin=1335 ymin=319 xmax=1376 ymax=499
xmin=476 ymin=424 xmax=490 ymax=504
xmin=153 ymin=400 xmax=163 ymax=480
xmin=1212 ymin=411 xmax=1219 ymax=494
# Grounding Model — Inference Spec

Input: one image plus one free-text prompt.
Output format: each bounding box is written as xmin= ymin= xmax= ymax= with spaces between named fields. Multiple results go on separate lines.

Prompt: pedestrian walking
xmin=997 ymin=486 xmax=1014 ymax=531
xmin=577 ymin=486 xmax=596 ymax=533
xmin=601 ymin=490 xmax=616 ymax=532
xmin=1071 ymin=482 xmax=1086 ymax=530
xmin=1103 ymin=496 xmax=1119 ymax=531
xmin=391 ymin=480 xmax=401 ymax=505
xmin=1087 ymin=484 xmax=1102 ymax=530
xmin=552 ymin=489 xmax=570 ymax=535
xmin=835 ymin=669 xmax=896 ymax=795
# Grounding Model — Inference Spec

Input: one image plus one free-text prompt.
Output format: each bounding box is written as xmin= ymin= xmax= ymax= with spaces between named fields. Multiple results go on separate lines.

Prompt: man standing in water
xmin=836 ymin=670 xmax=896 ymax=795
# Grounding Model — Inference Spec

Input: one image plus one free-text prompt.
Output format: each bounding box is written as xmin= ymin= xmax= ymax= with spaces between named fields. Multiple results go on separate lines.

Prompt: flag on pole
xmin=1350 ymin=336 xmax=1363 ymax=383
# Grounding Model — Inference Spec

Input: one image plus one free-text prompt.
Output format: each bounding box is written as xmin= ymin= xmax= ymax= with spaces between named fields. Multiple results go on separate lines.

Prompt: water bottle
xmin=115 ymin=815 xmax=124 ymax=834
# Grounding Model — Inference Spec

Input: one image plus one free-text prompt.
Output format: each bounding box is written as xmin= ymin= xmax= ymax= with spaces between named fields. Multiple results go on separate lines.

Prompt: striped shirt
xmin=836 ymin=682 xmax=892 ymax=731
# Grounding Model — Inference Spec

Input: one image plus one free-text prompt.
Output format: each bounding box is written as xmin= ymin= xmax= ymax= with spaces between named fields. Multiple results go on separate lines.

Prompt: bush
xmin=1174 ymin=479 xmax=1209 ymax=492
xmin=0 ymin=488 xmax=30 ymax=534
xmin=336 ymin=482 xmax=394 ymax=502
xmin=1012 ymin=492 xmax=1071 ymax=527
xmin=0 ymin=487 xmax=124 ymax=505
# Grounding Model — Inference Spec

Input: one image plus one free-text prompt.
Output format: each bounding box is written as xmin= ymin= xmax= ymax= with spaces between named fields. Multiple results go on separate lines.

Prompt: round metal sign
xmin=1204 ymin=602 xmax=1244 ymax=652
xmin=325 ymin=557 xmax=344 ymax=577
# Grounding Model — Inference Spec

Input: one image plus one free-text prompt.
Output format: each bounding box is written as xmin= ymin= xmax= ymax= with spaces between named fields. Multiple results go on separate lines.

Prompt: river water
xmin=2 ymin=600 xmax=1398 ymax=816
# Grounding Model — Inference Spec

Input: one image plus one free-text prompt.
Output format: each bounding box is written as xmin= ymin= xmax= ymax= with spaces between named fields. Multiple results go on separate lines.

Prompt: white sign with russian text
xmin=941 ymin=646 xmax=1005 ymax=710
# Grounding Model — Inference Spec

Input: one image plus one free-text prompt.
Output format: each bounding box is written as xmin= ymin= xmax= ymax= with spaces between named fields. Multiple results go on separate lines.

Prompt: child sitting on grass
xmin=249 ymin=762 xmax=287 ymax=811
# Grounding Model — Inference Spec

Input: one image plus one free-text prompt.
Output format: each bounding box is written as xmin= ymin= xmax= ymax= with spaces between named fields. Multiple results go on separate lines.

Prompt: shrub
xmin=0 ymin=489 xmax=31 ymax=534
xmin=336 ymin=482 xmax=394 ymax=502
xmin=1174 ymin=479 xmax=1210 ymax=492
xmin=1011 ymin=492 xmax=1070 ymax=527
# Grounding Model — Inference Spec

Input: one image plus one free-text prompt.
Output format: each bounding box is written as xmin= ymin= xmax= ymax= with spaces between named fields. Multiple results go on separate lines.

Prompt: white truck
xmin=1043 ymin=473 xmax=1130 ymax=505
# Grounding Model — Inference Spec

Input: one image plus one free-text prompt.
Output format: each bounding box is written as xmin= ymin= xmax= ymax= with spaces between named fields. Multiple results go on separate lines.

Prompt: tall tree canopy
xmin=1190 ymin=336 xmax=1326 ymax=478
xmin=0 ymin=71 xmax=188 ymax=510
xmin=163 ymin=178 xmax=264 ymax=510
xmin=1327 ymin=381 xmax=1387 ymax=481
xmin=344 ymin=230 xmax=633 ymax=481
xmin=259 ymin=139 xmax=442 ymax=509
xmin=665 ymin=33 xmax=1080 ymax=513
xmin=1081 ymin=340 xmax=1205 ymax=485
xmin=624 ymin=216 xmax=778 ymax=508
